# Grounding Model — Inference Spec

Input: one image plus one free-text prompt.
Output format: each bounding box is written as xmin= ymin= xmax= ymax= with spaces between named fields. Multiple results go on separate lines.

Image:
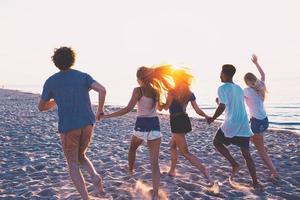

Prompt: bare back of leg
xmin=175 ymin=134 xmax=213 ymax=185
xmin=79 ymin=125 xmax=104 ymax=195
xmin=128 ymin=135 xmax=143 ymax=174
xmin=147 ymin=138 xmax=161 ymax=200
xmin=251 ymin=134 xmax=277 ymax=177
xmin=61 ymin=128 xmax=89 ymax=200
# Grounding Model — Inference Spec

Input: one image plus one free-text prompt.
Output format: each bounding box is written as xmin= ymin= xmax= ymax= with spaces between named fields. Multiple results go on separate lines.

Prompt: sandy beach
xmin=0 ymin=88 xmax=299 ymax=200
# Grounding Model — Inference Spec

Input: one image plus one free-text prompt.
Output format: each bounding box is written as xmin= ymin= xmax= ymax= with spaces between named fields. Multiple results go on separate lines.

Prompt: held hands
xmin=206 ymin=117 xmax=215 ymax=125
xmin=96 ymin=110 xmax=105 ymax=120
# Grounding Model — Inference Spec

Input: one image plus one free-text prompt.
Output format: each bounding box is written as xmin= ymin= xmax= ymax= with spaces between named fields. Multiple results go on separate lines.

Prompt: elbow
xmin=100 ymin=88 xmax=106 ymax=96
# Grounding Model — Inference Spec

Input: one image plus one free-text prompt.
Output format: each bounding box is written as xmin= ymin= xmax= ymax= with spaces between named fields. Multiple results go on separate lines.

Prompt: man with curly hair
xmin=38 ymin=47 xmax=106 ymax=199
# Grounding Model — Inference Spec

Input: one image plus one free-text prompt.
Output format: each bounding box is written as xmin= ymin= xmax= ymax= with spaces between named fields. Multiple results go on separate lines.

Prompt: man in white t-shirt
xmin=208 ymin=64 xmax=262 ymax=189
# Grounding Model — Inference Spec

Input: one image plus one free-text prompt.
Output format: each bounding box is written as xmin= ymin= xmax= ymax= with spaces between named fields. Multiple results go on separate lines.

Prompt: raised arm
xmin=103 ymin=88 xmax=139 ymax=118
xmin=190 ymin=100 xmax=208 ymax=118
xmin=90 ymin=81 xmax=106 ymax=120
xmin=251 ymin=54 xmax=265 ymax=82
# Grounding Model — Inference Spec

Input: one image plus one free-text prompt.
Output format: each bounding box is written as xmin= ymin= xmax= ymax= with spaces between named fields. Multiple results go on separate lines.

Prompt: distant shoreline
xmin=1 ymin=88 xmax=299 ymax=136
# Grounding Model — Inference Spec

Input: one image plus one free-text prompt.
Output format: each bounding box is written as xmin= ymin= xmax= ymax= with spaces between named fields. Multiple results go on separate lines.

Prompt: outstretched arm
xmin=103 ymin=88 xmax=139 ymax=118
xmin=159 ymin=93 xmax=173 ymax=111
xmin=251 ymin=54 xmax=265 ymax=82
xmin=90 ymin=81 xmax=107 ymax=120
xmin=190 ymin=100 xmax=208 ymax=118
xmin=207 ymin=103 xmax=226 ymax=124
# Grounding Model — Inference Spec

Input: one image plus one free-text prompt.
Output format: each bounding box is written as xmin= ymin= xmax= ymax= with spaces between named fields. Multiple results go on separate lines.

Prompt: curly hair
xmin=51 ymin=47 xmax=76 ymax=70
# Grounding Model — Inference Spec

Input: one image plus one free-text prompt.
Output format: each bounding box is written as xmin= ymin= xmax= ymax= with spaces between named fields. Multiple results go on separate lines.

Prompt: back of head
xmin=136 ymin=64 xmax=174 ymax=103
xmin=172 ymin=67 xmax=193 ymax=104
xmin=52 ymin=47 xmax=76 ymax=71
xmin=222 ymin=64 xmax=236 ymax=79
xmin=244 ymin=72 xmax=267 ymax=101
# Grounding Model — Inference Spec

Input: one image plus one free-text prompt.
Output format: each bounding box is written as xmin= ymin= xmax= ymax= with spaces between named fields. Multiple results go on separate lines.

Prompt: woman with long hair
xmin=244 ymin=54 xmax=278 ymax=181
xmin=159 ymin=67 xmax=216 ymax=187
xmin=102 ymin=65 xmax=173 ymax=199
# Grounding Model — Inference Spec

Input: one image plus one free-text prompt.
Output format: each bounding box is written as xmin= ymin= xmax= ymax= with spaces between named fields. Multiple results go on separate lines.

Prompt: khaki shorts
xmin=60 ymin=125 xmax=93 ymax=162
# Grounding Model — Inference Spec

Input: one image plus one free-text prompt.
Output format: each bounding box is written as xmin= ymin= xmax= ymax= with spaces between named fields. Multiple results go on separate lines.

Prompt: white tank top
xmin=136 ymin=88 xmax=157 ymax=117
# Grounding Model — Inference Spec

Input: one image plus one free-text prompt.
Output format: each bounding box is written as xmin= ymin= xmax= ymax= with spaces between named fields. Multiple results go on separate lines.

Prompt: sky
xmin=0 ymin=0 xmax=299 ymax=105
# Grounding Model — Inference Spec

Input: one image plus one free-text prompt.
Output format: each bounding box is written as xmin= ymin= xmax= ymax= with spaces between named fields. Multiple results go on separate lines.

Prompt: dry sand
xmin=0 ymin=89 xmax=299 ymax=199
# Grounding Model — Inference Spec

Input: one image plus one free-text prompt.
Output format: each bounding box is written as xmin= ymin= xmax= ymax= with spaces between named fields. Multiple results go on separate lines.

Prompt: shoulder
xmin=234 ymin=84 xmax=243 ymax=90
xmin=133 ymin=87 xmax=141 ymax=94
xmin=218 ymin=84 xmax=227 ymax=92
xmin=44 ymin=73 xmax=58 ymax=86
xmin=190 ymin=92 xmax=196 ymax=101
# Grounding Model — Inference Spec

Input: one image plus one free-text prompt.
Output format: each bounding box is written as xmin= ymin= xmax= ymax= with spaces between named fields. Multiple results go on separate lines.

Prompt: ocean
xmin=3 ymin=82 xmax=300 ymax=133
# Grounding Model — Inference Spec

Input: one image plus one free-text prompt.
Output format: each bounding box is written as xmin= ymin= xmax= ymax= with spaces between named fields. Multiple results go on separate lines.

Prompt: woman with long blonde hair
xmin=244 ymin=54 xmax=278 ymax=182
xmin=160 ymin=67 xmax=216 ymax=187
xmin=103 ymin=64 xmax=173 ymax=200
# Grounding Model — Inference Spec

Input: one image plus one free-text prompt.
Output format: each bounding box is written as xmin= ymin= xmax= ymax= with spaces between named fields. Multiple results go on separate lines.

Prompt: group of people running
xmin=38 ymin=47 xmax=278 ymax=200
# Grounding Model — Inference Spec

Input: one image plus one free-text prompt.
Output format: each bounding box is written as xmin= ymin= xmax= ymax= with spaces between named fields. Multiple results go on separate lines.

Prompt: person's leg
xmin=213 ymin=132 xmax=240 ymax=178
xmin=61 ymin=129 xmax=89 ymax=200
xmin=174 ymin=134 xmax=213 ymax=185
xmin=128 ymin=135 xmax=143 ymax=174
xmin=168 ymin=135 xmax=178 ymax=177
xmin=78 ymin=125 xmax=104 ymax=194
xmin=147 ymin=138 xmax=161 ymax=200
xmin=240 ymin=147 xmax=261 ymax=188
xmin=251 ymin=134 xmax=277 ymax=177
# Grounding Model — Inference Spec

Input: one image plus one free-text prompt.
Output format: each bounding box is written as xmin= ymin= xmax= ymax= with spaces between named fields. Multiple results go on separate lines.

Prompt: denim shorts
xmin=250 ymin=117 xmax=269 ymax=133
xmin=134 ymin=116 xmax=160 ymax=132
xmin=213 ymin=128 xmax=250 ymax=149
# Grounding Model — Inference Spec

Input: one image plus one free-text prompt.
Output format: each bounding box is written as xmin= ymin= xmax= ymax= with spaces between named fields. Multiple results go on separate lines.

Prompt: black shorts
xmin=213 ymin=128 xmax=250 ymax=149
xmin=170 ymin=113 xmax=192 ymax=133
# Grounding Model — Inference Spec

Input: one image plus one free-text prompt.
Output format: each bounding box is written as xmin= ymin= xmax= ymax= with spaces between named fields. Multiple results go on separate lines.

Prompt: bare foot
xmin=205 ymin=181 xmax=220 ymax=195
xmin=148 ymin=189 xmax=159 ymax=200
xmin=167 ymin=170 xmax=176 ymax=177
xmin=230 ymin=164 xmax=240 ymax=180
xmin=253 ymin=182 xmax=264 ymax=192
xmin=270 ymin=174 xmax=280 ymax=183
xmin=128 ymin=168 xmax=134 ymax=176
xmin=92 ymin=174 xmax=104 ymax=196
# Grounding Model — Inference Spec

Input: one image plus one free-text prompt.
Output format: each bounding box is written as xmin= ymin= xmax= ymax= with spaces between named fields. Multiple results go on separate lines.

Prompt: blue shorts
xmin=213 ymin=128 xmax=250 ymax=149
xmin=134 ymin=116 xmax=160 ymax=132
xmin=250 ymin=117 xmax=269 ymax=133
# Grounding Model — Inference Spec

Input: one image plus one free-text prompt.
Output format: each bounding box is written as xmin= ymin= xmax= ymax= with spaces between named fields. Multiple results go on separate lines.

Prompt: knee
xmin=170 ymin=143 xmax=177 ymax=150
xmin=129 ymin=144 xmax=138 ymax=152
xmin=213 ymin=139 xmax=221 ymax=148
xmin=78 ymin=154 xmax=86 ymax=163
xmin=68 ymin=161 xmax=80 ymax=171
xmin=241 ymin=150 xmax=252 ymax=160
xmin=150 ymin=160 xmax=159 ymax=169
xmin=181 ymin=150 xmax=191 ymax=158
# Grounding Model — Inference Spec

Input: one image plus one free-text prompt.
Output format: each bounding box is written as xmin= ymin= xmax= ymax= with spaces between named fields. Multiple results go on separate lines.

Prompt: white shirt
xmin=244 ymin=87 xmax=267 ymax=120
xmin=218 ymin=83 xmax=253 ymax=138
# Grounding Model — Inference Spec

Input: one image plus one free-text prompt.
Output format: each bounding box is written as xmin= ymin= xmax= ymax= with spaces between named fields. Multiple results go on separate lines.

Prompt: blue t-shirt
xmin=169 ymin=92 xmax=196 ymax=114
xmin=41 ymin=69 xmax=96 ymax=133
